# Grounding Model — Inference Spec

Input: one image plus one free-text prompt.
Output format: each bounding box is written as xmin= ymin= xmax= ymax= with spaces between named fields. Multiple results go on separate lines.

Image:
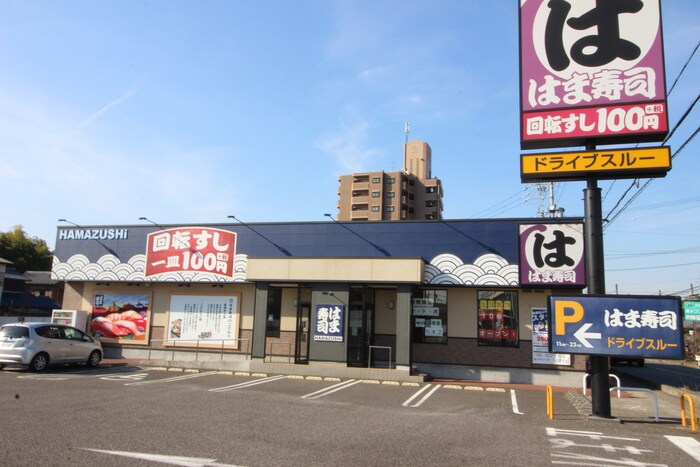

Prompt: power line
xmin=602 ymin=40 xmax=700 ymax=224
xmin=666 ymin=40 xmax=700 ymax=96
xmin=470 ymin=187 xmax=532 ymax=218
xmin=605 ymin=94 xmax=700 ymax=225
xmin=607 ymin=261 xmax=700 ymax=272
xmin=624 ymin=195 xmax=700 ymax=211
xmin=607 ymin=245 xmax=700 ymax=258
xmin=605 ymin=122 xmax=700 ymax=228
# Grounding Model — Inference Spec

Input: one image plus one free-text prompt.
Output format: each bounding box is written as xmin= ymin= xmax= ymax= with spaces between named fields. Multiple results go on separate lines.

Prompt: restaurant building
xmin=51 ymin=218 xmax=586 ymax=386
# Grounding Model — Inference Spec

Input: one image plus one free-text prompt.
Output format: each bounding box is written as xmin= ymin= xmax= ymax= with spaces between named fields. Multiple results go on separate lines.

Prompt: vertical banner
xmin=167 ymin=295 xmax=240 ymax=348
xmin=314 ymin=304 xmax=345 ymax=342
xmin=519 ymin=0 xmax=668 ymax=149
xmin=519 ymin=222 xmax=585 ymax=287
xmin=532 ymin=307 xmax=570 ymax=365
xmin=91 ymin=292 xmax=151 ymax=344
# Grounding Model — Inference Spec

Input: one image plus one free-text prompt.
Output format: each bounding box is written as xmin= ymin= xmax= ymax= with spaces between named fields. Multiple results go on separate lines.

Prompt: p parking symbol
xmin=554 ymin=300 xmax=584 ymax=335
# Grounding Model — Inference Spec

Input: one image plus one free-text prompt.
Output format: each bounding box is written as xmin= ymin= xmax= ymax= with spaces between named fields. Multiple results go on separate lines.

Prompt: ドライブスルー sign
xmin=548 ymin=295 xmax=684 ymax=360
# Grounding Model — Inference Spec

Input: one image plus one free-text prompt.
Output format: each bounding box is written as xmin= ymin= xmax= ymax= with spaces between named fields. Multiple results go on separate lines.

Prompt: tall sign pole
xmin=583 ymin=141 xmax=610 ymax=417
xmin=519 ymin=0 xmax=670 ymax=419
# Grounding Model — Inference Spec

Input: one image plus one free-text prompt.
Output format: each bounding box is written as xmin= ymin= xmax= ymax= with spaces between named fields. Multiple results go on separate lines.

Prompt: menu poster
xmin=167 ymin=294 xmax=240 ymax=349
xmin=532 ymin=307 xmax=570 ymax=366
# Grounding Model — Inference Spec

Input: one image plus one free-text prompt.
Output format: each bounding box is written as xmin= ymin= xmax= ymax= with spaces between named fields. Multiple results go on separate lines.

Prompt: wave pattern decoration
xmin=52 ymin=254 xmax=248 ymax=283
xmin=425 ymin=253 xmax=518 ymax=286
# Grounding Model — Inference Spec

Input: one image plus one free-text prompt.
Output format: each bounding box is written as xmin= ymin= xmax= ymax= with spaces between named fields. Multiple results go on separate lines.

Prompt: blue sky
xmin=1 ymin=1 xmax=698 ymax=297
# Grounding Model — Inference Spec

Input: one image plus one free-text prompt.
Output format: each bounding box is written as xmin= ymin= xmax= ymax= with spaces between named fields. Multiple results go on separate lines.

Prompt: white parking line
xmin=82 ymin=448 xmax=244 ymax=466
xmin=665 ymin=436 xmax=700 ymax=462
xmin=125 ymin=371 xmax=220 ymax=386
xmin=402 ymin=384 xmax=441 ymax=407
xmin=209 ymin=374 xmax=288 ymax=392
xmin=301 ymin=379 xmax=362 ymax=400
xmin=101 ymin=372 xmax=150 ymax=381
xmin=17 ymin=374 xmax=73 ymax=381
xmin=510 ymin=389 xmax=524 ymax=414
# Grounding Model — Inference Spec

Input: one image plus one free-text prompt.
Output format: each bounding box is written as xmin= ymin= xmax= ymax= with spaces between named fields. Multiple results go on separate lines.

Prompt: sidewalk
xmin=569 ymin=360 xmax=700 ymax=423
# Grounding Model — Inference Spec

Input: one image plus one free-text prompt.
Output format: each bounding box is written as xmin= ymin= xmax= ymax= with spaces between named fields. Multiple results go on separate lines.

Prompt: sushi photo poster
xmin=91 ymin=292 xmax=152 ymax=344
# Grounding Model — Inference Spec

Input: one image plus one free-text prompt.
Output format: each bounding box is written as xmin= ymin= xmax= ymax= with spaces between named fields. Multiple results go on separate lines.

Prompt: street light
xmin=138 ymin=217 xmax=201 ymax=257
xmin=138 ymin=217 xmax=167 ymax=230
xmin=227 ymin=215 xmax=292 ymax=256
xmin=323 ymin=214 xmax=390 ymax=257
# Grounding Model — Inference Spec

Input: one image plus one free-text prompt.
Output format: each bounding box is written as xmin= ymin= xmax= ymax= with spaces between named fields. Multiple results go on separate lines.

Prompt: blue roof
xmin=53 ymin=218 xmax=581 ymax=267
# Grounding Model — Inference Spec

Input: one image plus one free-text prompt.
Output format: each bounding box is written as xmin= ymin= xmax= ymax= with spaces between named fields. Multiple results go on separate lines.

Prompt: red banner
xmin=145 ymin=227 xmax=236 ymax=278
xmin=522 ymin=101 xmax=667 ymax=146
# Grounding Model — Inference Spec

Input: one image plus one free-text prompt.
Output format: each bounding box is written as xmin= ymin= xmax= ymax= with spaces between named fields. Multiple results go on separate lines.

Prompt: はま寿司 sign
xmin=548 ymin=295 xmax=684 ymax=360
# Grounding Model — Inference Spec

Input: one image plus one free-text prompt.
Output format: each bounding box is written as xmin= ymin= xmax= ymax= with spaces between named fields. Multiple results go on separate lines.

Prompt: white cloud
xmin=0 ymin=84 xmax=247 ymax=248
xmin=358 ymin=66 xmax=391 ymax=79
xmin=315 ymin=121 xmax=384 ymax=173
xmin=73 ymin=87 xmax=136 ymax=136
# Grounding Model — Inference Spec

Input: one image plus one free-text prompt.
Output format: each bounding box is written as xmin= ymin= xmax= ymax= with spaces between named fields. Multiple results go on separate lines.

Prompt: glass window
xmin=371 ymin=206 xmax=380 ymax=212
xmin=386 ymin=206 xmax=395 ymax=212
xmin=63 ymin=327 xmax=91 ymax=342
xmin=36 ymin=326 xmax=63 ymax=339
xmin=386 ymin=192 xmax=395 ymax=198
xmin=0 ymin=326 xmax=29 ymax=339
xmin=387 ymin=178 xmax=395 ymax=184
xmin=372 ymin=191 xmax=380 ymax=198
xmin=266 ymin=287 xmax=282 ymax=338
xmin=477 ymin=290 xmax=518 ymax=347
xmin=372 ymin=177 xmax=381 ymax=183
xmin=412 ymin=289 xmax=447 ymax=344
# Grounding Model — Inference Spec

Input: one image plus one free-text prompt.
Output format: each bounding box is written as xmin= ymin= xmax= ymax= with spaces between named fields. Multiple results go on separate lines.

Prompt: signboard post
xmin=519 ymin=0 xmax=670 ymax=419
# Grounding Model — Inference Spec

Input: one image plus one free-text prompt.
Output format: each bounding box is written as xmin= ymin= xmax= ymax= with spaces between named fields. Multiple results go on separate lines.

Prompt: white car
xmin=0 ymin=322 xmax=102 ymax=372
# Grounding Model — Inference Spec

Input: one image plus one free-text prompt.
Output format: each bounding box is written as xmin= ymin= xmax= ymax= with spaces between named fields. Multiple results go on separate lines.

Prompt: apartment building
xmin=336 ymin=140 xmax=443 ymax=221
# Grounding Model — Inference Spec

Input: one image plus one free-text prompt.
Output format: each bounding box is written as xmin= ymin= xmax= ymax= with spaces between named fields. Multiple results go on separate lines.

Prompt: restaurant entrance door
xmin=346 ymin=286 xmax=374 ymax=367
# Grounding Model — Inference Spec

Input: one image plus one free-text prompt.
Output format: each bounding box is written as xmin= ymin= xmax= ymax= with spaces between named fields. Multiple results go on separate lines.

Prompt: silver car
xmin=0 ymin=322 xmax=102 ymax=372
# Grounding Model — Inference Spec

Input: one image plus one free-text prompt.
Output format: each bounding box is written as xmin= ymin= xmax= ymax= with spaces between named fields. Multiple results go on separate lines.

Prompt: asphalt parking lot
xmin=2 ymin=363 xmax=699 ymax=467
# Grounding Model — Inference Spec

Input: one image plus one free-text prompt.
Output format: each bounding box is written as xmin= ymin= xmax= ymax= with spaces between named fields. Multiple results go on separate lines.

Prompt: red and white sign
xmin=519 ymin=0 xmax=668 ymax=149
xmin=145 ymin=227 xmax=236 ymax=278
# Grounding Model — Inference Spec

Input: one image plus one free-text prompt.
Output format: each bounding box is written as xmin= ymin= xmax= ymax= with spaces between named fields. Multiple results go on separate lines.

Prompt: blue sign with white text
xmin=548 ymin=295 xmax=684 ymax=360
xmin=314 ymin=304 xmax=344 ymax=342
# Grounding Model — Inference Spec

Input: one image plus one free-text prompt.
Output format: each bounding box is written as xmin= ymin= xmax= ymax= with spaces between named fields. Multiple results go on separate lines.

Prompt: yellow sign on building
xmin=521 ymin=147 xmax=671 ymax=182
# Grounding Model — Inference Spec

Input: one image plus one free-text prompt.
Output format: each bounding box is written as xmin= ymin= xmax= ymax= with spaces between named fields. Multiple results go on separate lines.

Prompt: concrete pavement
xmin=99 ymin=356 xmax=700 ymax=425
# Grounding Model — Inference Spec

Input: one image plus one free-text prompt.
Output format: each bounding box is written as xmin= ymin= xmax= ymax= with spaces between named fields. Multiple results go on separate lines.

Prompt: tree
xmin=0 ymin=225 xmax=53 ymax=272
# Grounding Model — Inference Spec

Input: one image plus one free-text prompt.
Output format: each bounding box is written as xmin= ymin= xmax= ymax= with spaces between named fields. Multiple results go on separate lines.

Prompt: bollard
xmin=680 ymin=394 xmax=698 ymax=432
xmin=546 ymin=385 xmax=554 ymax=420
